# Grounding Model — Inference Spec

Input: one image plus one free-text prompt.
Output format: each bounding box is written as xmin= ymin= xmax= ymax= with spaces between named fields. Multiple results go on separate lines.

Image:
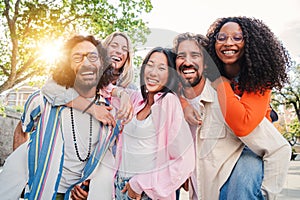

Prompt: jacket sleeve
xmin=216 ymin=81 xmax=271 ymax=136
xmin=129 ymin=94 xmax=195 ymax=199
xmin=41 ymin=78 xmax=79 ymax=106
xmin=21 ymin=91 xmax=43 ymax=132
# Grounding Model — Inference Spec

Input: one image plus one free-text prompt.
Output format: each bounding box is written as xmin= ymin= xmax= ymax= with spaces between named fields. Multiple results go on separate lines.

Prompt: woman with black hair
xmin=113 ymin=47 xmax=195 ymax=200
xmin=207 ymin=16 xmax=292 ymax=199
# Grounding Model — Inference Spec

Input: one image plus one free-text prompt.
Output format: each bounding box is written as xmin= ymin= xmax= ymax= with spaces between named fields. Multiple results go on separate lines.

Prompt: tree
xmin=272 ymin=62 xmax=300 ymax=123
xmin=0 ymin=0 xmax=152 ymax=93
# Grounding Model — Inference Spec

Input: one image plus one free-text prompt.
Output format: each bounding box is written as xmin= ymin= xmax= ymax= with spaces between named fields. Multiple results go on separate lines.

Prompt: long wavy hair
xmin=206 ymin=16 xmax=291 ymax=94
xmin=52 ymin=35 xmax=114 ymax=90
xmin=103 ymin=32 xmax=134 ymax=88
xmin=140 ymin=47 xmax=178 ymax=101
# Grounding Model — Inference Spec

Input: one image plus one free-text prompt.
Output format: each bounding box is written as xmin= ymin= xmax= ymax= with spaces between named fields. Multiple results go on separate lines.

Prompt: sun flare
xmin=38 ymin=40 xmax=62 ymax=65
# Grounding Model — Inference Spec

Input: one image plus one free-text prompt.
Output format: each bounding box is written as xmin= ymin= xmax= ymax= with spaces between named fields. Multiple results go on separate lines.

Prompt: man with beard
xmin=0 ymin=35 xmax=127 ymax=199
xmin=173 ymin=33 xmax=264 ymax=200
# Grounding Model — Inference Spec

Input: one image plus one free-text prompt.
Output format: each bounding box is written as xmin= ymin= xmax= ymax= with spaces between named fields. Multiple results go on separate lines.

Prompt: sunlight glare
xmin=38 ymin=39 xmax=62 ymax=66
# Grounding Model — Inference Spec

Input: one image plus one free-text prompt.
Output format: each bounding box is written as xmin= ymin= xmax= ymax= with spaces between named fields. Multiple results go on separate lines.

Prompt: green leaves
xmin=0 ymin=0 xmax=153 ymax=93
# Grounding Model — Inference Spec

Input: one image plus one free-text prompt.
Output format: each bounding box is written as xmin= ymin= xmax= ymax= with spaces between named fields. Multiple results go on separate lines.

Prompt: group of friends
xmin=0 ymin=16 xmax=293 ymax=200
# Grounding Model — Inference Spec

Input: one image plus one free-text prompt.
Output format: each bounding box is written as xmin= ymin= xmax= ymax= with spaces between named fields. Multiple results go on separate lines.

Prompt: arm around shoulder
xmin=41 ymin=78 xmax=79 ymax=106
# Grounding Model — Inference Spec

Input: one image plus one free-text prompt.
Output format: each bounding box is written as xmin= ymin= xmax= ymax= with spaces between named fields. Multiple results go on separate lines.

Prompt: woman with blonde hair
xmin=103 ymin=31 xmax=136 ymax=89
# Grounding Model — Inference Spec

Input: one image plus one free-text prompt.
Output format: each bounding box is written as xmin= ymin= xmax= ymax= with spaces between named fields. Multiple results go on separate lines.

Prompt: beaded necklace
xmin=70 ymin=107 xmax=92 ymax=162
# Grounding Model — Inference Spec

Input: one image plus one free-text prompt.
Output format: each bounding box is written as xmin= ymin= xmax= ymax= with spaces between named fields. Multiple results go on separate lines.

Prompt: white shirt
xmin=58 ymin=107 xmax=100 ymax=193
xmin=118 ymin=115 xmax=157 ymax=178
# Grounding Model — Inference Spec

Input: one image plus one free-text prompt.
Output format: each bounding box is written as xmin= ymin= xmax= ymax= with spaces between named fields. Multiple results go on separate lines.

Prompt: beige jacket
xmin=186 ymin=79 xmax=290 ymax=200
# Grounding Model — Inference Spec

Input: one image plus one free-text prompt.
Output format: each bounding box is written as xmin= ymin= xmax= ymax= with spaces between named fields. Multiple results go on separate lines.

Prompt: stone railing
xmin=0 ymin=110 xmax=21 ymax=166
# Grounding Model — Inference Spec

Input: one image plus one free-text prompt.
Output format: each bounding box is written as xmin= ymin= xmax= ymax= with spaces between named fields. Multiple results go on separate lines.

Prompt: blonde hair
xmin=103 ymin=32 xmax=134 ymax=88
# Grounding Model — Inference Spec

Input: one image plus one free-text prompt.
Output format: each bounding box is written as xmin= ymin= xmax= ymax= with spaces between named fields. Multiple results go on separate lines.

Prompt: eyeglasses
xmin=215 ymin=32 xmax=244 ymax=44
xmin=71 ymin=52 xmax=99 ymax=63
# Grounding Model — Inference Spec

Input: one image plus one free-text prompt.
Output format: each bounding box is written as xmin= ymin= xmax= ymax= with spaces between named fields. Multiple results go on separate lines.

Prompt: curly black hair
xmin=206 ymin=16 xmax=291 ymax=94
xmin=52 ymin=35 xmax=114 ymax=90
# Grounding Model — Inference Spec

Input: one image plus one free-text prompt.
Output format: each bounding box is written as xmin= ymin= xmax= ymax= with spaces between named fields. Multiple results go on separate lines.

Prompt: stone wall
xmin=0 ymin=110 xmax=21 ymax=165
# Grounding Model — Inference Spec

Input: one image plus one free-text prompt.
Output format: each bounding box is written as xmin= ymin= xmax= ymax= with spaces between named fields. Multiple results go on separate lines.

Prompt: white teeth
xmin=147 ymin=78 xmax=158 ymax=83
xmin=81 ymin=71 xmax=94 ymax=75
xmin=223 ymin=50 xmax=236 ymax=55
xmin=111 ymin=56 xmax=121 ymax=62
xmin=183 ymin=69 xmax=195 ymax=74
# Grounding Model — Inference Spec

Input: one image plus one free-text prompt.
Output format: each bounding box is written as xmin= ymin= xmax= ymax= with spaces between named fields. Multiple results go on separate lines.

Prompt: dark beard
xmin=74 ymin=66 xmax=100 ymax=92
xmin=179 ymin=64 xmax=201 ymax=88
xmin=74 ymin=78 xmax=98 ymax=91
xmin=180 ymin=75 xmax=201 ymax=88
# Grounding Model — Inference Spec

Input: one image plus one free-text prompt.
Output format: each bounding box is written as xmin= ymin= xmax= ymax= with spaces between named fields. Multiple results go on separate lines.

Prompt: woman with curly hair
xmin=206 ymin=16 xmax=292 ymax=199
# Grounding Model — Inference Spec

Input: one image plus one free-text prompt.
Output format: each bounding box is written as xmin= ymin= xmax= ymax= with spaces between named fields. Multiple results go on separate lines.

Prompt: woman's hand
xmin=90 ymin=104 xmax=116 ymax=127
xmin=66 ymin=96 xmax=116 ymax=127
xmin=121 ymin=182 xmax=142 ymax=200
xmin=71 ymin=180 xmax=90 ymax=200
xmin=117 ymin=91 xmax=133 ymax=125
xmin=184 ymin=104 xmax=202 ymax=126
xmin=181 ymin=178 xmax=189 ymax=191
xmin=211 ymin=76 xmax=230 ymax=90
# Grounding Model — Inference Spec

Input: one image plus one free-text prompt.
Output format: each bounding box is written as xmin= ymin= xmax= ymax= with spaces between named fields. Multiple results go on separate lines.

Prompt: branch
xmin=272 ymin=98 xmax=283 ymax=105
xmin=60 ymin=14 xmax=92 ymax=27
xmin=60 ymin=13 xmax=113 ymax=29
xmin=13 ymin=0 xmax=21 ymax=22
xmin=4 ymin=0 xmax=18 ymax=79
xmin=279 ymin=92 xmax=289 ymax=100
xmin=12 ymin=72 xmax=37 ymax=87
xmin=0 ymin=65 xmax=9 ymax=76
xmin=16 ymin=56 xmax=38 ymax=76
xmin=22 ymin=18 xmax=32 ymax=38
xmin=4 ymin=0 xmax=10 ymax=20
xmin=4 ymin=0 xmax=12 ymax=28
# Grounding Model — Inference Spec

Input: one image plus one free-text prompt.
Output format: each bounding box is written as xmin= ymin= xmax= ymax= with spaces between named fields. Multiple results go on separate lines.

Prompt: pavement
xmin=277 ymin=158 xmax=300 ymax=200
xmin=180 ymin=156 xmax=300 ymax=200
xmin=1 ymin=157 xmax=299 ymax=199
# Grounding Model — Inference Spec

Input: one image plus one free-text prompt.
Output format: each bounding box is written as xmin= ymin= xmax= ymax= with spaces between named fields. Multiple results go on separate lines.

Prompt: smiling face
xmin=106 ymin=35 xmax=129 ymax=72
xmin=70 ymin=41 xmax=101 ymax=92
xmin=176 ymin=40 xmax=205 ymax=87
xmin=144 ymin=52 xmax=169 ymax=93
xmin=215 ymin=22 xmax=245 ymax=69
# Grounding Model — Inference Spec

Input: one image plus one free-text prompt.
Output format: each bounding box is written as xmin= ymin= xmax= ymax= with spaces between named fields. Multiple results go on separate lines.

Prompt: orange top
xmin=216 ymin=81 xmax=272 ymax=137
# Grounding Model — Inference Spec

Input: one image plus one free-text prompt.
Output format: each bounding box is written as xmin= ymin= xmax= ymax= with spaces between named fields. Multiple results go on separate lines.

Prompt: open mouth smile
xmin=111 ymin=56 xmax=122 ymax=62
xmin=221 ymin=50 xmax=238 ymax=56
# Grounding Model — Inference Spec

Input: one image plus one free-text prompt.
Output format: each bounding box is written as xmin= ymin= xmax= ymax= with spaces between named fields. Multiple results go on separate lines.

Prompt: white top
xmin=58 ymin=107 xmax=100 ymax=193
xmin=118 ymin=115 xmax=157 ymax=178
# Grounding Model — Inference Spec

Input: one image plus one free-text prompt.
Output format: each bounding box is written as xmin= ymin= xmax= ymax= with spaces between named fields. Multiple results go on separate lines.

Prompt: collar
xmin=153 ymin=92 xmax=163 ymax=102
xmin=182 ymin=78 xmax=215 ymax=104
xmin=199 ymin=79 xmax=215 ymax=103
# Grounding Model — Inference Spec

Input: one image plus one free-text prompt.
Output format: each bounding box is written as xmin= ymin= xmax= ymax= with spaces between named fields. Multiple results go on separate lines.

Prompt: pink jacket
xmin=112 ymin=91 xmax=195 ymax=200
